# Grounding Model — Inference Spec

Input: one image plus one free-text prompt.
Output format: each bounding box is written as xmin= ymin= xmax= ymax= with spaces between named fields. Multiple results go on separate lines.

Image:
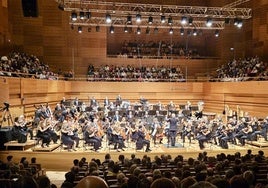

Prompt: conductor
xmin=167 ymin=113 xmax=179 ymax=147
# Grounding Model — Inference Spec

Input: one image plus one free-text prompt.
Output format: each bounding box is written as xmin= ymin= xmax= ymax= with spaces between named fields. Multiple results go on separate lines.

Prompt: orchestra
xmin=8 ymin=96 xmax=268 ymax=152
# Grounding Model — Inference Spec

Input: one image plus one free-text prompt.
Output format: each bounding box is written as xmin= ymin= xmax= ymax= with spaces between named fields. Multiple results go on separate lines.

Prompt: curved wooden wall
xmin=1 ymin=77 xmax=268 ymax=122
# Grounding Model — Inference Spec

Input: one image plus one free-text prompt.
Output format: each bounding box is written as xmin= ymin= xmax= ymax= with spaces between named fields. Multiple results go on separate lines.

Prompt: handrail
xmin=0 ymin=71 xmax=267 ymax=82
xmin=106 ymin=54 xmax=221 ymax=60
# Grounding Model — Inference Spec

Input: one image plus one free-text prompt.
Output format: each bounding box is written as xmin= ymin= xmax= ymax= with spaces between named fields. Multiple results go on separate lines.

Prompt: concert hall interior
xmin=1 ymin=0 xmax=268 ymax=188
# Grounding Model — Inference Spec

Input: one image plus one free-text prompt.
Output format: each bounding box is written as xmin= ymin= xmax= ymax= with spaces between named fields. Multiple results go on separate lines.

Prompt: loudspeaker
xmin=22 ymin=0 xmax=38 ymax=17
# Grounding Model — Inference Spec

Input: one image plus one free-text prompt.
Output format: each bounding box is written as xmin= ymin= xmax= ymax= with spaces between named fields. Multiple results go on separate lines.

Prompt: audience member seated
xmin=211 ymin=56 xmax=268 ymax=82
xmin=0 ymin=51 xmax=58 ymax=80
xmin=87 ymin=64 xmax=185 ymax=82
xmin=76 ymin=176 xmax=108 ymax=188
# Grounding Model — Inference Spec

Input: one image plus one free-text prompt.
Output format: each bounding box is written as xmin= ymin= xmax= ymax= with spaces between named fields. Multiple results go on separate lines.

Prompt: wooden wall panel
xmin=2 ymin=78 xmax=268 ymax=118
xmin=0 ymin=78 xmax=9 ymax=104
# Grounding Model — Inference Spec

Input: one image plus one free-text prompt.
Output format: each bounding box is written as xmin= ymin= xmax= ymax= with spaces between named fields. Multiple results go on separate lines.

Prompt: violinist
xmin=43 ymin=118 xmax=59 ymax=144
xmin=111 ymin=122 xmax=125 ymax=152
xmin=251 ymin=117 xmax=268 ymax=141
xmin=239 ymin=123 xmax=253 ymax=146
xmin=14 ymin=115 xmax=33 ymax=141
xmin=182 ymin=120 xmax=193 ymax=144
xmin=151 ymin=118 xmax=162 ymax=145
xmin=196 ymin=121 xmax=211 ymax=150
xmin=84 ymin=124 xmax=101 ymax=152
xmin=136 ymin=125 xmax=151 ymax=152
xmin=36 ymin=117 xmax=51 ymax=147
xmin=61 ymin=115 xmax=77 ymax=151
xmin=219 ymin=123 xmax=235 ymax=149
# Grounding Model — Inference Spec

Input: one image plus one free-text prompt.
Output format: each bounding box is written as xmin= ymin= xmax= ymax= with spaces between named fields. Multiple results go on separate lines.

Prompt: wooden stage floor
xmin=1 ymin=137 xmax=268 ymax=172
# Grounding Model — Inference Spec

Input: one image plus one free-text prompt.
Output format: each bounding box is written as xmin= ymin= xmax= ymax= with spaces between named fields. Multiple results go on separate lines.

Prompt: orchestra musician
xmin=151 ymin=117 xmax=163 ymax=145
xmin=136 ymin=125 xmax=151 ymax=152
xmin=103 ymin=96 xmax=110 ymax=107
xmin=14 ymin=115 xmax=33 ymax=142
xmin=84 ymin=123 xmax=102 ymax=152
xmin=251 ymin=117 xmax=268 ymax=141
xmin=196 ymin=121 xmax=211 ymax=150
xmin=182 ymin=120 xmax=193 ymax=144
xmin=113 ymin=110 xmax=121 ymax=122
xmin=219 ymin=123 xmax=235 ymax=149
xmin=239 ymin=123 xmax=253 ymax=146
xmin=36 ymin=117 xmax=52 ymax=147
xmin=61 ymin=115 xmax=79 ymax=151
xmin=111 ymin=122 xmax=125 ymax=152
xmin=43 ymin=118 xmax=59 ymax=144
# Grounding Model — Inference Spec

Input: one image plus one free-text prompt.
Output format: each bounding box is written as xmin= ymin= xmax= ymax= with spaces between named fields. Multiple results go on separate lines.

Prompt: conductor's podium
xmin=4 ymin=140 xmax=36 ymax=150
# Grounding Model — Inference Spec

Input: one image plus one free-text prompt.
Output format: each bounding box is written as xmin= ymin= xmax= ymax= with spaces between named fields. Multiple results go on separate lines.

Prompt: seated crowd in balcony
xmin=87 ymin=64 xmax=185 ymax=82
xmin=0 ymin=51 xmax=58 ymax=80
xmin=113 ymin=40 xmax=199 ymax=59
xmin=211 ymin=56 xmax=268 ymax=82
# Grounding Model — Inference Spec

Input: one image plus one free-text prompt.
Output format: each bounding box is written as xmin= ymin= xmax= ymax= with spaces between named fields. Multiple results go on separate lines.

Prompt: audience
xmin=1 ymin=51 xmax=268 ymax=83
xmin=113 ymin=40 xmax=199 ymax=59
xmin=211 ymin=56 xmax=268 ymax=82
xmin=87 ymin=64 xmax=185 ymax=82
xmin=0 ymin=51 xmax=58 ymax=80
xmin=0 ymin=150 xmax=267 ymax=188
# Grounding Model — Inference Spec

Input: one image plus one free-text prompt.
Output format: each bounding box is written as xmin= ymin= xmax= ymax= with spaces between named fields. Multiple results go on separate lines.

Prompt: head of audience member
xmin=36 ymin=175 xmax=52 ymax=188
xmin=180 ymin=176 xmax=197 ymax=188
xmin=31 ymin=157 xmax=37 ymax=164
xmin=209 ymin=177 xmax=230 ymax=188
xmin=14 ymin=176 xmax=39 ymax=188
xmin=243 ymin=170 xmax=255 ymax=186
xmin=150 ymin=177 xmax=176 ymax=188
xmin=229 ymin=175 xmax=249 ymax=188
xmin=189 ymin=181 xmax=217 ymax=188
xmin=127 ymin=175 xmax=140 ymax=188
xmin=76 ymin=176 xmax=108 ymax=188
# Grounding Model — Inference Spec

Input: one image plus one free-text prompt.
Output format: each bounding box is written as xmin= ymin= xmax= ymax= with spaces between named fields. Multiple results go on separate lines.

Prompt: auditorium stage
xmin=1 ymin=138 xmax=268 ymax=172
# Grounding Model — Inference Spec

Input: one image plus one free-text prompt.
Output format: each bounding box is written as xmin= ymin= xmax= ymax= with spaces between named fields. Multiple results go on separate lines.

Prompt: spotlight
xmin=168 ymin=16 xmax=173 ymax=25
xmin=148 ymin=16 xmax=153 ymax=24
xmin=124 ymin=26 xmax=128 ymax=33
xmin=169 ymin=28 xmax=173 ymax=34
xmin=193 ymin=28 xmax=197 ymax=36
xmin=78 ymin=26 xmax=82 ymax=33
xmin=110 ymin=26 xmax=114 ymax=34
xmin=234 ymin=18 xmax=238 ymax=25
xmin=206 ymin=18 xmax=212 ymax=27
xmin=136 ymin=13 xmax=141 ymax=23
xmin=146 ymin=27 xmax=150 ymax=34
xmin=161 ymin=15 xmax=166 ymax=23
xmin=188 ymin=17 xmax=193 ymax=25
xmin=237 ymin=19 xmax=243 ymax=28
xmin=137 ymin=27 xmax=141 ymax=34
xmin=96 ymin=25 xmax=100 ymax=32
xmin=79 ymin=11 xmax=85 ymax=20
xmin=181 ymin=16 xmax=187 ymax=25
xmin=180 ymin=28 xmax=184 ymax=35
xmin=154 ymin=27 xmax=158 ymax=34
xmin=71 ymin=12 xmax=77 ymax=21
xmin=127 ymin=15 xmax=132 ymax=24
xmin=215 ymin=29 xmax=219 ymax=37
xmin=106 ymin=13 xmax=112 ymax=23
